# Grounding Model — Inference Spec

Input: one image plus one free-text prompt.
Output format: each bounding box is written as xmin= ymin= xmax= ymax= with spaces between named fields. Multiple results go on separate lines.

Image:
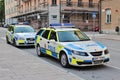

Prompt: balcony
xmin=38 ymin=2 xmax=48 ymax=12
xmin=60 ymin=1 xmax=98 ymax=12
xmin=22 ymin=0 xmax=29 ymax=2
xmin=15 ymin=2 xmax=20 ymax=7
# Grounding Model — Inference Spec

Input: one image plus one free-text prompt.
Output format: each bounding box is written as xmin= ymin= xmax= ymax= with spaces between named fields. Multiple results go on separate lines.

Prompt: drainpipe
xmin=99 ymin=0 xmax=102 ymax=34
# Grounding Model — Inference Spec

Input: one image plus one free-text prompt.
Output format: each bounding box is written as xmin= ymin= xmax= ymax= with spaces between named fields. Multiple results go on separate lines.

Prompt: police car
xmin=6 ymin=23 xmax=36 ymax=46
xmin=35 ymin=23 xmax=110 ymax=67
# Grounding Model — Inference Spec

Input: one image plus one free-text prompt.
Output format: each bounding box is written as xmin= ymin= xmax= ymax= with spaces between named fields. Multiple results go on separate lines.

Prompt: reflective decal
xmin=66 ymin=44 xmax=83 ymax=50
xmin=96 ymin=42 xmax=105 ymax=49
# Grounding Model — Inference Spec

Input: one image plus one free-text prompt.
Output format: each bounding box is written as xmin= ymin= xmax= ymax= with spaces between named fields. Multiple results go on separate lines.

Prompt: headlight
xmin=104 ymin=49 xmax=109 ymax=54
xmin=72 ymin=51 xmax=88 ymax=56
xmin=19 ymin=37 xmax=24 ymax=40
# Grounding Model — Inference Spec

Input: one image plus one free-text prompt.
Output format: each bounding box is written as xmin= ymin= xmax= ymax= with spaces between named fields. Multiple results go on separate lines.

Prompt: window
xmin=89 ymin=0 xmax=93 ymax=7
xmin=42 ymin=30 xmax=50 ymax=39
xmin=106 ymin=9 xmax=111 ymax=23
xmin=58 ymin=31 xmax=90 ymax=42
xmin=66 ymin=0 xmax=72 ymax=6
xmin=37 ymin=29 xmax=44 ymax=35
xmin=49 ymin=31 xmax=57 ymax=41
xmin=78 ymin=0 xmax=83 ymax=7
xmin=82 ymin=13 xmax=89 ymax=22
xmin=52 ymin=0 xmax=57 ymax=6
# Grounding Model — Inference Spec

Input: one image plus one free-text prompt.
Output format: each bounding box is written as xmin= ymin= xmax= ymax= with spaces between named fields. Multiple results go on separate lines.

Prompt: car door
xmin=40 ymin=30 xmax=50 ymax=53
xmin=47 ymin=30 xmax=58 ymax=58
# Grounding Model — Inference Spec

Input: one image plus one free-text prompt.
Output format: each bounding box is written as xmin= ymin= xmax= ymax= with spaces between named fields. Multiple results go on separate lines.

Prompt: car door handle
xmin=47 ymin=41 xmax=50 ymax=43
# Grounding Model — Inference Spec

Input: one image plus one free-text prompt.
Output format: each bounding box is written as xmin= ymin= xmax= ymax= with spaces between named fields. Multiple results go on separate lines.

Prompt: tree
xmin=0 ymin=0 xmax=5 ymax=26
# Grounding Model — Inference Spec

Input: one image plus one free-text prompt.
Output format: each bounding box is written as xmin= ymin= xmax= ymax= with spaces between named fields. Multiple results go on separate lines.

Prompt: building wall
xmin=101 ymin=0 xmax=120 ymax=33
xmin=5 ymin=0 xmax=99 ymax=30
xmin=5 ymin=0 xmax=18 ymax=24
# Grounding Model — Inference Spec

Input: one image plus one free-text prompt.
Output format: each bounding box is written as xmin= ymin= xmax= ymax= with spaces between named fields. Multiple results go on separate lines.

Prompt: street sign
xmin=92 ymin=12 xmax=97 ymax=19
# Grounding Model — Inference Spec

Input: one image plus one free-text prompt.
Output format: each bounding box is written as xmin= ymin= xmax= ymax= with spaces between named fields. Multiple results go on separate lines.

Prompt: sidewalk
xmin=0 ymin=38 xmax=84 ymax=80
xmin=85 ymin=32 xmax=120 ymax=41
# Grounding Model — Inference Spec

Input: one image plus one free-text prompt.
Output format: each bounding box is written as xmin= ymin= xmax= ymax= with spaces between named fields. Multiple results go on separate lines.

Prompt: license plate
xmin=93 ymin=57 xmax=104 ymax=61
xmin=92 ymin=57 xmax=104 ymax=64
xmin=27 ymin=41 xmax=34 ymax=43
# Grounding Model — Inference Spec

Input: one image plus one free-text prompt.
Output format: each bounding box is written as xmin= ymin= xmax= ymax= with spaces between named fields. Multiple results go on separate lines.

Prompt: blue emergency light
xmin=49 ymin=23 xmax=75 ymax=28
xmin=11 ymin=21 xmax=30 ymax=25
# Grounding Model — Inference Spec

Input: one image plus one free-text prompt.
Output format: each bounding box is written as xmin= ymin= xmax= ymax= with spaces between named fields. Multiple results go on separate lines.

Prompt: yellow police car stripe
xmin=57 ymin=45 xmax=64 ymax=53
xmin=46 ymin=50 xmax=52 ymax=56
xmin=18 ymin=40 xmax=24 ymax=43
xmin=37 ymin=36 xmax=41 ymax=43
xmin=72 ymin=58 xmax=84 ymax=65
xmin=12 ymin=35 xmax=14 ymax=40
xmin=72 ymin=58 xmax=77 ymax=65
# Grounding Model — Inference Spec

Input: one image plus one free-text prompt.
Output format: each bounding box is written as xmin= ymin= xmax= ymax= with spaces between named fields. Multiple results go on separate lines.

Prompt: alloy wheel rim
xmin=61 ymin=54 xmax=67 ymax=66
xmin=37 ymin=46 xmax=41 ymax=55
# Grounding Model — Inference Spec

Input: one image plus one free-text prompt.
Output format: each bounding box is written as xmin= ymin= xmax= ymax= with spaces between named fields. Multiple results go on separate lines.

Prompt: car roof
xmin=40 ymin=27 xmax=79 ymax=31
xmin=13 ymin=25 xmax=32 ymax=27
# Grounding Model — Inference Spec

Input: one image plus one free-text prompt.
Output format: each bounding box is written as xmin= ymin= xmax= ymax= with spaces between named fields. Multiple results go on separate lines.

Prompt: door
xmin=40 ymin=30 xmax=50 ymax=53
xmin=47 ymin=31 xmax=58 ymax=58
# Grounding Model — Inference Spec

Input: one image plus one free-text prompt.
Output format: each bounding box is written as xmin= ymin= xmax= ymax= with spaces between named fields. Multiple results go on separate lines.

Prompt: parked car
xmin=35 ymin=23 xmax=110 ymax=67
xmin=6 ymin=23 xmax=36 ymax=47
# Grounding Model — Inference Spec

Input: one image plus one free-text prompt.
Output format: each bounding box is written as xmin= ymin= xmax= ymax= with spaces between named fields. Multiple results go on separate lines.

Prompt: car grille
xmin=90 ymin=51 xmax=102 ymax=56
xmin=26 ymin=38 xmax=35 ymax=41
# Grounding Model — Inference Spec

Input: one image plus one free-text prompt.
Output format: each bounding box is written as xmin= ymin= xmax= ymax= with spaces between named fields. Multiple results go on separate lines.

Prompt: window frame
xmin=105 ymin=9 xmax=111 ymax=24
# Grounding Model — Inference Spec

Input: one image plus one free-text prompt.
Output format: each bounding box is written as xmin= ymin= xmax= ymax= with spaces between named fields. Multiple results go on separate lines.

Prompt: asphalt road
xmin=1 ymin=27 xmax=120 ymax=80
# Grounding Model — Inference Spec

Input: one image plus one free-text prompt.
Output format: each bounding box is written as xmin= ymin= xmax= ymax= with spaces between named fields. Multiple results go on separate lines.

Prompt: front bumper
xmin=69 ymin=54 xmax=110 ymax=66
xmin=16 ymin=40 xmax=35 ymax=46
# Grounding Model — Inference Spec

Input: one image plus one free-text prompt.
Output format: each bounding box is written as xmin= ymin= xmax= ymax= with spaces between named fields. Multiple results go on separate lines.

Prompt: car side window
xmin=42 ymin=30 xmax=50 ymax=39
xmin=49 ymin=31 xmax=57 ymax=41
xmin=8 ymin=26 xmax=11 ymax=31
xmin=37 ymin=29 xmax=44 ymax=36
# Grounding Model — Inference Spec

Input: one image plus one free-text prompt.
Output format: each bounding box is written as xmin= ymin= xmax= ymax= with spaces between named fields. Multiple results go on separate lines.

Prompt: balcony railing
xmin=70 ymin=19 xmax=99 ymax=31
xmin=38 ymin=2 xmax=48 ymax=11
xmin=60 ymin=1 xmax=98 ymax=11
xmin=22 ymin=0 xmax=29 ymax=2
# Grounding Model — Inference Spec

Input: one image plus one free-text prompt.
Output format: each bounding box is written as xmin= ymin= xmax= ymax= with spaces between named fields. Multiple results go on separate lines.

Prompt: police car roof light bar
xmin=49 ymin=23 xmax=75 ymax=28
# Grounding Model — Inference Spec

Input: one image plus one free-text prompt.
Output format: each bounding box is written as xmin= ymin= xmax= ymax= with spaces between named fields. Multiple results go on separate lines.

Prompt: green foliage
xmin=0 ymin=0 xmax=4 ymax=20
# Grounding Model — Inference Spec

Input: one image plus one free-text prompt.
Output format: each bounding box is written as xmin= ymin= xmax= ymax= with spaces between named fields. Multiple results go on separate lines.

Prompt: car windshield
xmin=14 ymin=26 xmax=35 ymax=33
xmin=58 ymin=30 xmax=90 ymax=42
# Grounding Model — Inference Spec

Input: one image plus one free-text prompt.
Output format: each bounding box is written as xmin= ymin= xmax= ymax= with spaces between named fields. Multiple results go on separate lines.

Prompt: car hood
xmin=60 ymin=41 xmax=106 ymax=52
xmin=15 ymin=32 xmax=36 ymax=38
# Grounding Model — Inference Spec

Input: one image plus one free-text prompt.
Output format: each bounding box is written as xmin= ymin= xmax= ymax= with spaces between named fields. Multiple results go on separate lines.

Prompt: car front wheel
xmin=60 ymin=53 xmax=69 ymax=68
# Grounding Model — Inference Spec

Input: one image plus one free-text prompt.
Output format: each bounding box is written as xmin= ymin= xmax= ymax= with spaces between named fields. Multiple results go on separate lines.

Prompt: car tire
xmin=36 ymin=45 xmax=44 ymax=57
xmin=60 ymin=53 xmax=70 ymax=68
xmin=13 ymin=39 xmax=17 ymax=47
xmin=6 ymin=36 xmax=10 ymax=44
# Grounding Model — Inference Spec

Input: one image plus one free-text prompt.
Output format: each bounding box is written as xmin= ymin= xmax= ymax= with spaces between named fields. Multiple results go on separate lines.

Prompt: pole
xmin=99 ymin=0 xmax=102 ymax=34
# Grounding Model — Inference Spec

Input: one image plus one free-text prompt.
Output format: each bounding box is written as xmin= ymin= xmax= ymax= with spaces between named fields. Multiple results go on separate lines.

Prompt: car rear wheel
xmin=6 ymin=36 xmax=10 ymax=44
xmin=36 ymin=45 xmax=44 ymax=57
xmin=60 ymin=53 xmax=69 ymax=68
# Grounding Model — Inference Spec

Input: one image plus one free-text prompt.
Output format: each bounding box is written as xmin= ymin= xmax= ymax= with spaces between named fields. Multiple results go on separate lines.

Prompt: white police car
xmin=35 ymin=23 xmax=110 ymax=67
xmin=6 ymin=23 xmax=36 ymax=46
